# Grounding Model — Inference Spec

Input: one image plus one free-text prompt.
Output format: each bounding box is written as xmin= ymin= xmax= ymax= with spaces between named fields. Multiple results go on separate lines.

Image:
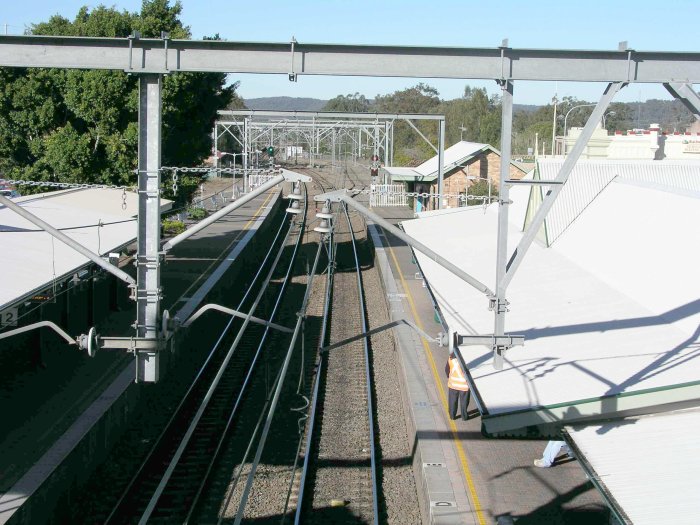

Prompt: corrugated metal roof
xmin=0 ymin=188 xmax=170 ymax=310
xmin=533 ymin=159 xmax=700 ymax=245
xmin=414 ymin=141 xmax=490 ymax=177
xmin=382 ymin=141 xmax=526 ymax=182
xmin=565 ymin=408 xmax=700 ymax=525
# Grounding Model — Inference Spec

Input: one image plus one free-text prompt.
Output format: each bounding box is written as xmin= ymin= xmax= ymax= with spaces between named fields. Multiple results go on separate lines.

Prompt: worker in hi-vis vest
xmin=445 ymin=353 xmax=471 ymax=420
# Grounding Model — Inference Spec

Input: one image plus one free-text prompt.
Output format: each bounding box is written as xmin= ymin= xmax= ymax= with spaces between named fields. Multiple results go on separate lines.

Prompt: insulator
xmin=315 ymin=203 xmax=333 ymax=220
xmin=314 ymin=218 xmax=332 ymax=234
xmin=286 ymin=199 xmax=301 ymax=214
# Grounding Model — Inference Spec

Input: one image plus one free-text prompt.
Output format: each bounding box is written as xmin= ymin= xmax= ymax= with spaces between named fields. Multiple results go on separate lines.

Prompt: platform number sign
xmin=1 ymin=307 xmax=18 ymax=327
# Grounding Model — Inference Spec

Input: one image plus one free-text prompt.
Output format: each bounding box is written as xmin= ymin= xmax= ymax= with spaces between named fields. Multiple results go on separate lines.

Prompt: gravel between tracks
xmin=363 ymin=249 xmax=421 ymax=524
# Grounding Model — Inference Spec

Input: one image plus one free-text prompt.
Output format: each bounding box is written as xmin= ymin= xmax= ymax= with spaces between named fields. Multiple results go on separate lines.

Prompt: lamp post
xmin=562 ymin=103 xmax=596 ymax=155
xmin=602 ymin=110 xmax=616 ymax=130
xmin=219 ymin=151 xmax=239 ymax=199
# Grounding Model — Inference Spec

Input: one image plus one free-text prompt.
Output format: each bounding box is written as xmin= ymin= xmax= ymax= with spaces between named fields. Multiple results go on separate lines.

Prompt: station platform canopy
xmin=0 ymin=188 xmax=172 ymax=311
xmin=401 ymin=159 xmax=700 ymax=437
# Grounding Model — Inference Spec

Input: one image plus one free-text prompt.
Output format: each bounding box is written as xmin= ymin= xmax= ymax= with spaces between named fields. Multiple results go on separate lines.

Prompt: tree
xmin=374 ymin=83 xmax=442 ymax=164
xmin=0 ymin=1 xmax=235 ymax=204
xmin=323 ymin=93 xmax=372 ymax=113
xmin=440 ymin=86 xmax=502 ymax=147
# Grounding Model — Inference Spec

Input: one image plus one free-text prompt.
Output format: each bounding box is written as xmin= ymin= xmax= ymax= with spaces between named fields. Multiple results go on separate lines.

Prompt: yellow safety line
xmin=171 ymin=191 xmax=274 ymax=307
xmin=386 ymin=243 xmax=486 ymax=525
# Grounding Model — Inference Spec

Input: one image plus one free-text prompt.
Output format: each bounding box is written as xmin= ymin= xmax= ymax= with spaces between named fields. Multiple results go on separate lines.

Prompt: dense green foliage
xmin=323 ymin=92 xmax=371 ymax=113
xmin=0 ymin=1 xmax=235 ymax=204
xmin=317 ymin=82 xmax=695 ymax=165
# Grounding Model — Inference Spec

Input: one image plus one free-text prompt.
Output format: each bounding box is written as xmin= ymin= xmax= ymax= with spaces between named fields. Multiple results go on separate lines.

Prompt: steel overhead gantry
xmin=214 ymin=110 xmax=446 ymax=181
xmin=1 ymin=35 xmax=699 ymax=371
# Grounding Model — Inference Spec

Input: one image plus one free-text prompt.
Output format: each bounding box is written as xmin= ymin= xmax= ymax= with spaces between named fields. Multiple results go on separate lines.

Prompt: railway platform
xmin=369 ymin=205 xmax=610 ymax=525
xmin=0 ymin=180 xmax=281 ymax=524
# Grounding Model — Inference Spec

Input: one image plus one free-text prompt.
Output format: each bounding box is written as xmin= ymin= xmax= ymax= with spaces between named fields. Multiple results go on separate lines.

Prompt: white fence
xmin=369 ymin=184 xmax=408 ymax=207
xmin=248 ymin=173 xmax=276 ymax=189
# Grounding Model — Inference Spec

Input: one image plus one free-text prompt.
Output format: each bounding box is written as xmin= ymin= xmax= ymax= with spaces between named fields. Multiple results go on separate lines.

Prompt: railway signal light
xmin=267 ymin=146 xmax=274 ymax=156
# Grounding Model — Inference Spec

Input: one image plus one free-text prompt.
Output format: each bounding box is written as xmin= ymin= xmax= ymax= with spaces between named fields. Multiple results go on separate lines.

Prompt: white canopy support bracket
xmin=453 ymin=331 xmax=525 ymax=370
xmin=180 ymin=303 xmax=294 ymax=334
xmin=0 ymin=320 xmax=77 ymax=346
xmin=321 ymin=318 xmax=447 ymax=353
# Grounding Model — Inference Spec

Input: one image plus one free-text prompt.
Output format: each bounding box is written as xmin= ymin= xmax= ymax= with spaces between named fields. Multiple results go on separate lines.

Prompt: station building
xmin=379 ymin=141 xmax=528 ymax=209
xmin=562 ymin=122 xmax=700 ymax=160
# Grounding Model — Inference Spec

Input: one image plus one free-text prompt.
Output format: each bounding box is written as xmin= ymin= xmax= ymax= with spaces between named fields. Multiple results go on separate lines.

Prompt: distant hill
xmin=244 ymin=97 xmax=327 ymax=111
xmin=514 ymin=104 xmax=540 ymax=113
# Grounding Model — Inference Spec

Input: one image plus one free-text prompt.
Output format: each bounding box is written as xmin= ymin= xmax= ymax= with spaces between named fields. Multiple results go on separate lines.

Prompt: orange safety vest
xmin=447 ymin=357 xmax=469 ymax=391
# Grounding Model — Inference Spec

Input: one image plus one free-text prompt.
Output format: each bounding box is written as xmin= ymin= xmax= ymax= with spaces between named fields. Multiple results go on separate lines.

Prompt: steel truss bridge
xmin=1 ymin=34 xmax=699 ymax=375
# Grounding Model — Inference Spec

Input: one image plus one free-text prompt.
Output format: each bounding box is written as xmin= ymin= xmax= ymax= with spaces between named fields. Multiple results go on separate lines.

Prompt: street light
xmin=562 ymin=103 xmax=596 ymax=155
xmin=219 ymin=151 xmax=240 ymax=200
xmin=602 ymin=111 xmax=616 ymax=130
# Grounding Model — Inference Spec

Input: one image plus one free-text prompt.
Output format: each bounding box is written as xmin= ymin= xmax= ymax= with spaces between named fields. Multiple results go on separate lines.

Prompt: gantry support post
xmin=135 ymin=73 xmax=162 ymax=383
xmin=492 ymin=79 xmax=514 ymax=370
xmin=243 ymin=117 xmax=249 ymax=191
xmin=214 ymin=121 xmax=219 ymax=174
xmin=437 ymin=119 xmax=445 ymax=210
xmin=384 ymin=120 xmax=390 ymax=167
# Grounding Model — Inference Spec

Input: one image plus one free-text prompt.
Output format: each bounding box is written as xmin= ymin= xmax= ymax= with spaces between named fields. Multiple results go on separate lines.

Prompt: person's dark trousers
xmin=448 ymin=388 xmax=470 ymax=420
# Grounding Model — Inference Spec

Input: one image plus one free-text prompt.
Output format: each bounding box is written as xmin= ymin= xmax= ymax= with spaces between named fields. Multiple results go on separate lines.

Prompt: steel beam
xmin=2 ymin=36 xmax=700 ymax=83
xmin=405 ymin=119 xmax=438 ymax=154
xmin=316 ymin=190 xmax=494 ymax=297
xmin=663 ymin=82 xmax=700 ymax=118
xmin=501 ymin=82 xmax=624 ymax=292
xmin=219 ymin=110 xmax=445 ymax=121
xmin=135 ymin=74 xmax=162 ymax=383
xmin=0 ymin=194 xmax=135 ymax=286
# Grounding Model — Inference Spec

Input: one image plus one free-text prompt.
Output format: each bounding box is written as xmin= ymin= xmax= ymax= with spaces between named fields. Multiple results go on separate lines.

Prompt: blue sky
xmin=3 ymin=0 xmax=698 ymax=105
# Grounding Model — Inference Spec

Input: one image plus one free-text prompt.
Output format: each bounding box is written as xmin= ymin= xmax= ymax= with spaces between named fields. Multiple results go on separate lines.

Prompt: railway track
xmin=288 ymin=167 xmax=379 ymax=524
xmin=105 ymin=185 xmax=309 ymax=524
xmin=71 ymin=162 xmax=420 ymax=523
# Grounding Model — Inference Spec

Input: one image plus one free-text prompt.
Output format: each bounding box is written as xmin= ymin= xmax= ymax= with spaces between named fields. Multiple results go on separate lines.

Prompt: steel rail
xmin=343 ymin=201 xmax=380 ymax=524
xmin=104 ymin=205 xmax=290 ymax=524
xmin=183 ymin=186 xmax=309 ymax=523
xmin=232 ymin=240 xmax=324 ymax=525
xmin=292 ymin=230 xmax=334 ymax=525
xmin=138 ymin=200 xmax=299 ymax=524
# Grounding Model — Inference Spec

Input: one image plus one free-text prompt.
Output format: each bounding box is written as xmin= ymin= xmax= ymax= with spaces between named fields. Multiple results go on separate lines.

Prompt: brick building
xmin=380 ymin=141 xmax=528 ymax=210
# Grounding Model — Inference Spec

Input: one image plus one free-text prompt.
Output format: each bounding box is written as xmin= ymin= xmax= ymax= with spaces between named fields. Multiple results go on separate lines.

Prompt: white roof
xmin=382 ymin=141 xmax=491 ymax=179
xmin=535 ymin=158 xmax=700 ymax=245
xmin=565 ymin=408 xmax=700 ymax=525
xmin=0 ymin=188 xmax=170 ymax=310
xmin=401 ymin=160 xmax=700 ymax=433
